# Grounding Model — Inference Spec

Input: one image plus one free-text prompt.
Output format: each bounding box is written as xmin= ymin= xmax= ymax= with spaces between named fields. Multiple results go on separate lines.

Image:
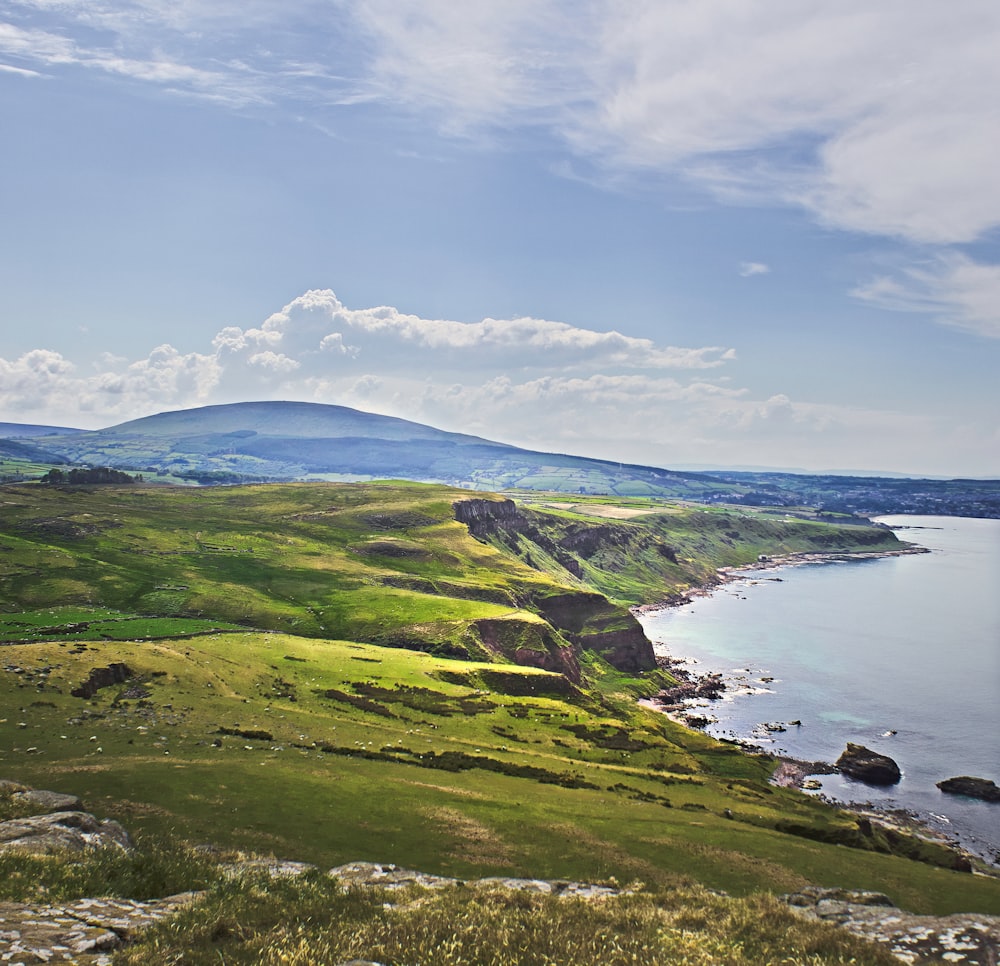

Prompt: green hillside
xmin=1 ymin=480 xmax=997 ymax=925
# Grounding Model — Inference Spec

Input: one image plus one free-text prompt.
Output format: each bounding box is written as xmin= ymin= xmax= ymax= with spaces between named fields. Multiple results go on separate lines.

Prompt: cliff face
xmin=472 ymin=617 xmax=582 ymax=682
xmin=454 ymin=498 xmax=656 ymax=673
xmin=533 ymin=592 xmax=655 ymax=673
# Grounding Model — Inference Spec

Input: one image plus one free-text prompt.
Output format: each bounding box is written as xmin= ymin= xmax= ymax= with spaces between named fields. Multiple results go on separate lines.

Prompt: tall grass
xmin=116 ymin=872 xmax=899 ymax=966
xmin=0 ymin=832 xmax=218 ymax=903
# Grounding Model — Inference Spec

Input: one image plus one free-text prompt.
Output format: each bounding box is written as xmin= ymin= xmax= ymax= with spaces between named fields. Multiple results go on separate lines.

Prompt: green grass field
xmin=1 ymin=480 xmax=996 ymax=921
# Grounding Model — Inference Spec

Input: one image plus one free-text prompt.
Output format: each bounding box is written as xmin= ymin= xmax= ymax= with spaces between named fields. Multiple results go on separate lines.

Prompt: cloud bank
xmin=5 ymin=1 xmax=1000 ymax=337
xmin=1 ymin=289 xmax=978 ymax=475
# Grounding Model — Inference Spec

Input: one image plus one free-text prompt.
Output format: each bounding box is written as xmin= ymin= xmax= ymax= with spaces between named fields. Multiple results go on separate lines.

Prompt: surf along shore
xmin=633 ymin=540 xmax=999 ymax=873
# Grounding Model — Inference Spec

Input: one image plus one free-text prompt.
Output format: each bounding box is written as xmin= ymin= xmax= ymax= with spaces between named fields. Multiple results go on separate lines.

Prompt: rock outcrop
xmin=70 ymin=662 xmax=134 ymax=699
xmin=0 ymin=894 xmax=199 ymax=965
xmin=835 ymin=743 xmax=901 ymax=786
xmin=326 ymin=861 xmax=627 ymax=900
xmin=937 ymin=776 xmax=1000 ymax=802
xmin=1 ymin=809 xmax=130 ymax=855
xmin=533 ymin=591 xmax=655 ymax=673
xmin=783 ymin=886 xmax=1000 ymax=965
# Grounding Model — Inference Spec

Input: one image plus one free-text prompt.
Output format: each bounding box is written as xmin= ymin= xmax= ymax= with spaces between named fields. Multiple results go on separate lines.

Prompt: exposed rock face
xmin=454 ymin=498 xmax=657 ymax=673
xmin=937 ymin=776 xmax=1000 ymax=802
xmin=784 ymin=886 xmax=1000 ymax=965
xmin=0 ymin=810 xmax=131 ymax=854
xmin=327 ymin=861 xmax=627 ymax=900
xmin=71 ymin=662 xmax=133 ymax=699
xmin=835 ymin=743 xmax=901 ymax=786
xmin=474 ymin=617 xmax=582 ymax=683
xmin=533 ymin=592 xmax=655 ymax=673
xmin=453 ymin=497 xmax=520 ymax=531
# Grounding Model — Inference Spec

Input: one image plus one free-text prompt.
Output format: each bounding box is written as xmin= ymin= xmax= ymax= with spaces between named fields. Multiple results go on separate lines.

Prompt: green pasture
xmin=2 ymin=630 xmax=998 ymax=915
xmin=0 ymin=480 xmax=992 ymax=921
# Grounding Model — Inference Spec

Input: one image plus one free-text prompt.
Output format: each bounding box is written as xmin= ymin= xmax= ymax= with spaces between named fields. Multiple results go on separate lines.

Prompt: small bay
xmin=636 ymin=515 xmax=1000 ymax=860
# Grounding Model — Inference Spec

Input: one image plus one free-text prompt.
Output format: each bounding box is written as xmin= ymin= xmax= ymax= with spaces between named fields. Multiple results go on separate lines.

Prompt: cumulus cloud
xmin=0 ymin=343 xmax=219 ymax=424
xmin=0 ymin=289 xmax=734 ymax=427
xmin=851 ymin=254 xmax=1000 ymax=339
xmin=738 ymin=262 xmax=770 ymax=277
xmin=214 ymin=289 xmax=735 ymax=373
xmin=0 ymin=288 xmax=991 ymax=473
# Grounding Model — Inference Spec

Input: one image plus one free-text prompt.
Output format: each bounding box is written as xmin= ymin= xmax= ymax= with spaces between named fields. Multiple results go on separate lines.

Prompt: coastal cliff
xmin=455 ymin=497 xmax=656 ymax=672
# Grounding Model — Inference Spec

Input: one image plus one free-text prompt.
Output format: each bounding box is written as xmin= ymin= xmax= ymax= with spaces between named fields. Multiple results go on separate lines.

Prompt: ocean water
xmin=636 ymin=515 xmax=1000 ymax=860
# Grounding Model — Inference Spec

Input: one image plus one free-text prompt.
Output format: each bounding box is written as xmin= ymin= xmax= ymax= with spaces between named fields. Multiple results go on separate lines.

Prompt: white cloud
xmin=0 ymin=289 xmax=993 ymax=474
xmin=738 ymin=262 xmax=770 ymax=278
xmin=6 ymin=3 xmax=1000 ymax=248
xmin=221 ymin=289 xmax=735 ymax=372
xmin=345 ymin=2 xmax=1000 ymax=247
xmin=247 ymin=351 xmax=300 ymax=373
xmin=851 ymin=254 xmax=1000 ymax=339
xmin=0 ymin=60 xmax=42 ymax=76
xmin=0 ymin=344 xmax=219 ymax=424
xmin=0 ymin=290 xmax=735 ymax=426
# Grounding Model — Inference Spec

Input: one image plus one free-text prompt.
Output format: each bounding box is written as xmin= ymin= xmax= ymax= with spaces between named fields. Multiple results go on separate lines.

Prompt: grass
xmin=113 ymin=870 xmax=901 ymax=966
xmin=2 ymin=630 xmax=998 ymax=915
xmin=0 ymin=480 xmax=997 ymax=928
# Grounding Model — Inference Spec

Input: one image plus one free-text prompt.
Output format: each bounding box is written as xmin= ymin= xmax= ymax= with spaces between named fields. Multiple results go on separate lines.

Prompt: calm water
xmin=636 ymin=515 xmax=1000 ymax=860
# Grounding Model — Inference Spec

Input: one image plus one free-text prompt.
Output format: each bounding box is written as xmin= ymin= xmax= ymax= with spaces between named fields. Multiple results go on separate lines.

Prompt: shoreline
xmin=632 ymin=544 xmax=930 ymax=617
xmin=633 ymin=537 xmax=999 ymax=870
xmin=770 ymin=754 xmax=998 ymax=873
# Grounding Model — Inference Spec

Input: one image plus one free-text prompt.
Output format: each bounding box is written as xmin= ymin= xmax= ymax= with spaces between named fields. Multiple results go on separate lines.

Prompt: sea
xmin=635 ymin=515 xmax=1000 ymax=862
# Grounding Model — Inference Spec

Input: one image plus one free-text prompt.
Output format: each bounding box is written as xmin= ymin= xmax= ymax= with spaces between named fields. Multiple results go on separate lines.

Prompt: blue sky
xmin=1 ymin=1 xmax=999 ymax=477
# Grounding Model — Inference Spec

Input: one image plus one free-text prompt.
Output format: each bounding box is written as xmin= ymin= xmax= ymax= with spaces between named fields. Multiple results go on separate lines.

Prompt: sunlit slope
xmin=1 ymin=480 xmax=670 ymax=680
xmin=0 ymin=481 xmax=903 ymax=623
xmin=3 ymin=630 xmax=997 ymax=916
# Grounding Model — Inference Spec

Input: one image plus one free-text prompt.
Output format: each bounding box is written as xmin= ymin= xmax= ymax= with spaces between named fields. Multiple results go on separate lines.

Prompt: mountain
xmin=13 ymin=400 xmax=740 ymax=500
xmin=101 ymin=400 xmax=498 ymax=444
xmin=0 ymin=420 xmax=80 ymax=438
xmin=5 ymin=400 xmax=999 ymax=516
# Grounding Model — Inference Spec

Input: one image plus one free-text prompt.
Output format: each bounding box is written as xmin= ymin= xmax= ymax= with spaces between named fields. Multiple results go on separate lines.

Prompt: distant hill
xmin=0 ymin=437 xmax=70 ymax=464
xmin=5 ymin=400 xmax=999 ymax=516
xmin=0 ymin=421 xmax=80 ymax=438
xmin=102 ymin=400 xmax=498 ymax=445
xmin=14 ymin=400 xmax=738 ymax=500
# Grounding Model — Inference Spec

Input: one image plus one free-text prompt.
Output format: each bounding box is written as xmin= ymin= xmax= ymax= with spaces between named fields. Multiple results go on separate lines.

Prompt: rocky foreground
xmin=1 ymin=779 xmax=999 ymax=965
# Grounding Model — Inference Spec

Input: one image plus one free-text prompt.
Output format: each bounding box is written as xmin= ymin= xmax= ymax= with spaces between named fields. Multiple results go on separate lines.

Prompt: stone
xmin=782 ymin=888 xmax=1000 ymax=965
xmin=11 ymin=789 xmax=84 ymax=813
xmin=70 ymin=663 xmax=133 ymax=700
xmin=835 ymin=743 xmax=901 ymax=785
xmin=0 ymin=810 xmax=131 ymax=854
xmin=0 ymin=893 xmax=198 ymax=965
xmin=936 ymin=776 xmax=1000 ymax=803
xmin=328 ymin=862 xmax=458 ymax=891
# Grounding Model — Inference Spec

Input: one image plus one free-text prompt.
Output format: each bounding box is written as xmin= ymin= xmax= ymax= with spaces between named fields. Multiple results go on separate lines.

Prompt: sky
xmin=1 ymin=1 xmax=999 ymax=478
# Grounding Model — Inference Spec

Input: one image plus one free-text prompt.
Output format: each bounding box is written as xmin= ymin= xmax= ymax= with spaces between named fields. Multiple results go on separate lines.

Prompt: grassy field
xmin=4 ymin=630 xmax=997 ymax=915
xmin=1 ymin=480 xmax=997 ymax=923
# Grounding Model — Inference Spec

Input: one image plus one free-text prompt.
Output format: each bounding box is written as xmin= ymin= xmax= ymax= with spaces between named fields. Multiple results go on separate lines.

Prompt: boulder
xmin=835 ymin=743 xmax=901 ymax=786
xmin=12 ymin=789 xmax=83 ymax=813
xmin=71 ymin=662 xmax=133 ymax=699
xmin=936 ymin=776 xmax=1000 ymax=802
xmin=0 ymin=810 xmax=131 ymax=854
